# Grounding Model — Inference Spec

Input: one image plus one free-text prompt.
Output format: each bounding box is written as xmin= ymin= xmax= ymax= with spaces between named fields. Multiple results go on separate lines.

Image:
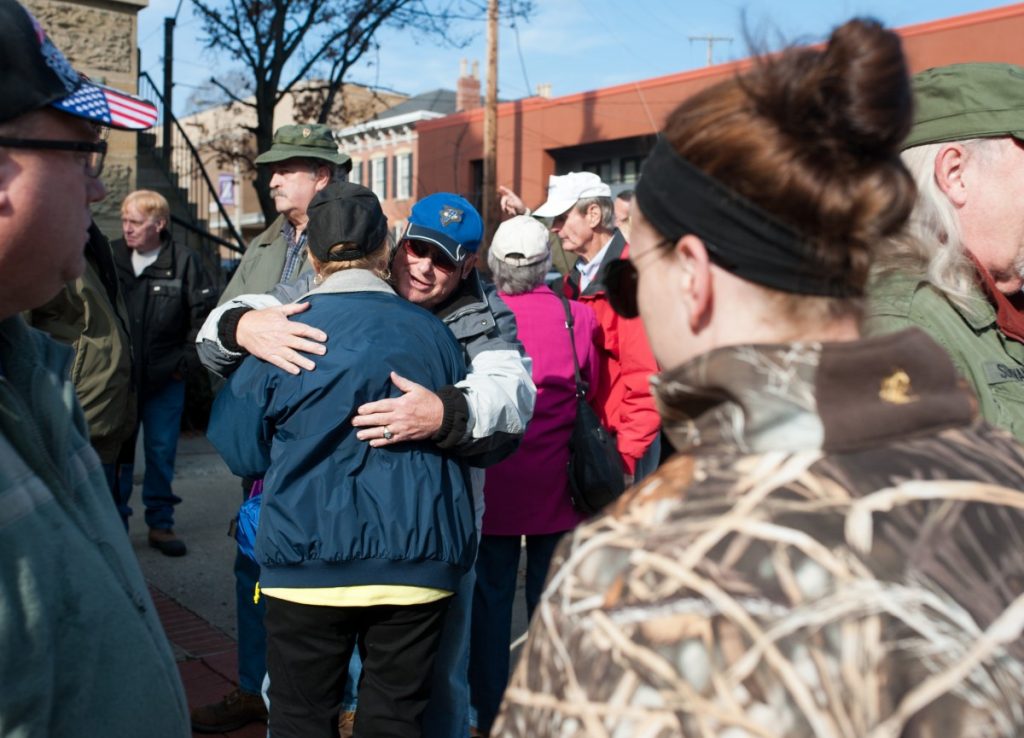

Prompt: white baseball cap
xmin=533 ymin=171 xmax=612 ymax=218
xmin=489 ymin=215 xmax=550 ymax=266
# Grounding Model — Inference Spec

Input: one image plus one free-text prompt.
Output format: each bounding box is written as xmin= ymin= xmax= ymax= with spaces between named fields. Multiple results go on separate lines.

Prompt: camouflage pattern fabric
xmin=494 ymin=329 xmax=1024 ymax=737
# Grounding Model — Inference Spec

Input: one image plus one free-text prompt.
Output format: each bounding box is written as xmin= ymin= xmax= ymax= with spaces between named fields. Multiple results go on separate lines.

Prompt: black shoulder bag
xmin=556 ymin=292 xmax=627 ymax=515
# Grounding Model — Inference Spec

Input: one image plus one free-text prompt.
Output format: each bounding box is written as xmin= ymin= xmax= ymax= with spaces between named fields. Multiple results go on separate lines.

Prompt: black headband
xmin=635 ymin=136 xmax=859 ymax=298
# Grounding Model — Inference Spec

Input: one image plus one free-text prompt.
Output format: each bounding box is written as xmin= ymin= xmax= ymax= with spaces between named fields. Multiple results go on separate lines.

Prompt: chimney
xmin=536 ymin=83 xmax=552 ymax=99
xmin=456 ymin=58 xmax=481 ymax=113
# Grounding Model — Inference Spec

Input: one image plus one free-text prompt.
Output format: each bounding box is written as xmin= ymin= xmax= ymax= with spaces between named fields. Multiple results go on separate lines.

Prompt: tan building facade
xmin=180 ymin=82 xmax=406 ymax=243
xmin=23 ymin=0 xmax=149 ymax=237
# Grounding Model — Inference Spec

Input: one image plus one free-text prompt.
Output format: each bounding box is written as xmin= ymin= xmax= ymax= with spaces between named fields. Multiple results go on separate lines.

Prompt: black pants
xmin=264 ymin=595 xmax=450 ymax=738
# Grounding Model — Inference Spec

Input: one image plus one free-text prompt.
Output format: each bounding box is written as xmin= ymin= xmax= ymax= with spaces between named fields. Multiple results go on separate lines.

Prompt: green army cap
xmin=904 ymin=63 xmax=1024 ymax=149
xmin=254 ymin=123 xmax=351 ymax=167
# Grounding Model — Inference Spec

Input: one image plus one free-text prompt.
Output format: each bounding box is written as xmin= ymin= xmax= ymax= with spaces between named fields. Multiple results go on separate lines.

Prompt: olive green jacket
xmin=26 ymin=230 xmax=135 ymax=464
xmin=864 ymin=269 xmax=1024 ymax=442
xmin=219 ymin=215 xmax=311 ymax=306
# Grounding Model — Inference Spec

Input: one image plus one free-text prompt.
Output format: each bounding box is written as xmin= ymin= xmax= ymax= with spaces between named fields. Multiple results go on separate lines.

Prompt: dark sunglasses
xmin=604 ymin=240 xmax=676 ymax=319
xmin=604 ymin=258 xmax=640 ymax=319
xmin=402 ymin=239 xmax=457 ymax=274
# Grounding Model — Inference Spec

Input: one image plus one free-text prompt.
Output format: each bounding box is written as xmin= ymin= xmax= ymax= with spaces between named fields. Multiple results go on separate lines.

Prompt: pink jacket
xmin=482 ymin=285 xmax=600 ymax=535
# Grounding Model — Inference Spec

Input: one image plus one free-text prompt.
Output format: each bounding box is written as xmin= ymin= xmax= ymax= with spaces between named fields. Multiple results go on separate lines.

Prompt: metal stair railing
xmin=137 ymin=71 xmax=246 ymax=258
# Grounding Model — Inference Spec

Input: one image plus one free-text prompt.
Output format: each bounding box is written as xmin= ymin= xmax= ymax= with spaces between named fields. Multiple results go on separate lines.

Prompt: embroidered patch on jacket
xmin=982 ymin=361 xmax=1024 ymax=385
xmin=879 ymin=369 xmax=916 ymax=404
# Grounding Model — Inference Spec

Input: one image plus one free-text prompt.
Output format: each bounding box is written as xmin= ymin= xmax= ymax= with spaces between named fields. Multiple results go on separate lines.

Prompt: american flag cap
xmin=0 ymin=0 xmax=157 ymax=130
xmin=52 ymin=77 xmax=159 ymax=131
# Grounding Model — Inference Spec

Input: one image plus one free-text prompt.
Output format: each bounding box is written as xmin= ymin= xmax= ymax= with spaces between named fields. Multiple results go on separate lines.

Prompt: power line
xmin=507 ymin=1 xmax=532 ymax=95
xmin=688 ymin=34 xmax=733 ymax=66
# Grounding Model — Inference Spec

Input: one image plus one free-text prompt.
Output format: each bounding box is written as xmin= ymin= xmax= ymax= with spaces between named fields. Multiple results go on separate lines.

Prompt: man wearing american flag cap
xmin=0 ymin=0 xmax=189 ymax=734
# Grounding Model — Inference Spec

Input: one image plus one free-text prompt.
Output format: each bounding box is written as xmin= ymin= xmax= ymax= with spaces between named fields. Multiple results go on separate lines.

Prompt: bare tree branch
xmin=191 ymin=0 xmax=533 ymax=223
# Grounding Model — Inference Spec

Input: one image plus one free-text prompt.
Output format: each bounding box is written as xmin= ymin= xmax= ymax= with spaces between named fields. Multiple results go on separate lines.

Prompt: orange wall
xmin=416 ymin=3 xmax=1024 ymax=210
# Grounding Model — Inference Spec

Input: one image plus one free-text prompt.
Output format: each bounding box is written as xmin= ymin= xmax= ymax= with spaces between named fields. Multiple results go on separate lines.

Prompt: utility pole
xmin=481 ymin=0 xmax=499 ymax=264
xmin=163 ymin=16 xmax=175 ymax=161
xmin=688 ymin=34 xmax=732 ymax=66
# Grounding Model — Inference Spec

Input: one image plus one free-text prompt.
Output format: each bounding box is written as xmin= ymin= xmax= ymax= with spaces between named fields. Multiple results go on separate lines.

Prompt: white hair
xmin=575 ymin=196 xmax=616 ymax=231
xmin=487 ymin=249 xmax=551 ymax=295
xmin=872 ymin=138 xmax=998 ymax=312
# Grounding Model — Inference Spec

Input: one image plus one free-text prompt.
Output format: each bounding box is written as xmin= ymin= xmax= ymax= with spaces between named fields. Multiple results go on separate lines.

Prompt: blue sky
xmin=137 ymin=0 xmax=1014 ymax=116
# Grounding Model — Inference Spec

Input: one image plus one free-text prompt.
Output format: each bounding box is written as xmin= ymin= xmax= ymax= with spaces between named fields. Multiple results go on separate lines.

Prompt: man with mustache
xmin=190 ymin=123 xmax=351 ymax=732
xmin=867 ymin=63 xmax=1024 ymax=442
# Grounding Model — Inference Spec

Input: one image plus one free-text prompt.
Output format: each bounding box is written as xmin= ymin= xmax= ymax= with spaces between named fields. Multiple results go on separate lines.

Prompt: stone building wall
xmin=23 ymin=0 xmax=148 ymax=237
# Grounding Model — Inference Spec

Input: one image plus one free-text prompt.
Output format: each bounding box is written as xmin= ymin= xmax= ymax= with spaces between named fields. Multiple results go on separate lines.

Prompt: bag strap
xmin=555 ymin=289 xmax=587 ymax=398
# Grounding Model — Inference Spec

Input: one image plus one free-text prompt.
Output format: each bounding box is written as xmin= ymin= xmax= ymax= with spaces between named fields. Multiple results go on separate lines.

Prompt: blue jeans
xmin=236 ymin=524 xmax=267 ymax=695
xmin=633 ymin=432 xmax=662 ymax=483
xmin=140 ymin=379 xmax=185 ymax=530
xmin=109 ymin=379 xmax=185 ymax=530
xmin=468 ymin=533 xmax=563 ymax=734
xmin=103 ymin=462 xmax=131 ymax=530
xmin=421 ymin=567 xmax=474 ymax=737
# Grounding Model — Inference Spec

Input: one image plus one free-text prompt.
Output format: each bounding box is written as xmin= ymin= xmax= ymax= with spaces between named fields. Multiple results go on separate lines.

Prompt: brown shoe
xmin=191 ymin=688 xmax=267 ymax=733
xmin=338 ymin=710 xmax=355 ymax=738
xmin=148 ymin=528 xmax=187 ymax=557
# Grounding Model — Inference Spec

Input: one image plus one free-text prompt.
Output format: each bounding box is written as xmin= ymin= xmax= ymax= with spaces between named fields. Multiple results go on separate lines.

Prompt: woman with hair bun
xmin=493 ymin=19 xmax=1024 ymax=737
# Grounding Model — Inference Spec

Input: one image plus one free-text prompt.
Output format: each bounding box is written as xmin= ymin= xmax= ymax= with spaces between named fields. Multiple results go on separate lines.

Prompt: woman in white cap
xmin=469 ymin=215 xmax=601 ymax=735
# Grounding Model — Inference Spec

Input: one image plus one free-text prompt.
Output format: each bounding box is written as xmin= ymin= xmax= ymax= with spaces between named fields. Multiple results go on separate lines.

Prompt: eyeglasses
xmin=0 ymin=137 xmax=107 ymax=178
xmin=402 ymin=239 xmax=457 ymax=274
xmin=604 ymin=240 xmax=672 ymax=319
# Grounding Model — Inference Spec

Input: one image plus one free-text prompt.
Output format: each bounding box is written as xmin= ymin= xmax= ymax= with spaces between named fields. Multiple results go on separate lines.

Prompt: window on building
xmin=583 ymin=159 xmax=613 ymax=184
xmin=620 ymin=156 xmax=644 ymax=184
xmin=395 ymin=153 xmax=412 ymax=200
xmin=351 ymin=160 xmax=362 ymax=186
xmin=371 ymin=157 xmax=388 ymax=200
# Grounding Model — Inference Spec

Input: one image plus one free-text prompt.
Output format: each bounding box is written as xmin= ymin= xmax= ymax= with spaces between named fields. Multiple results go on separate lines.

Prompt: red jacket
xmin=563 ymin=231 xmax=660 ymax=472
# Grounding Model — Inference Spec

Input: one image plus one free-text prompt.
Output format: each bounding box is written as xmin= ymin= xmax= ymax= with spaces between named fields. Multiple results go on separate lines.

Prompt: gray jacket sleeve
xmin=439 ymin=284 xmax=536 ymax=468
xmin=195 ymin=273 xmax=316 ymax=377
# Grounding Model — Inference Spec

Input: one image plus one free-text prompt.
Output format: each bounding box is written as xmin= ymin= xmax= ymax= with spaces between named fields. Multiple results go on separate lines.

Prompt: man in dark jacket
xmin=191 ymin=124 xmax=351 ymax=732
xmin=112 ymin=189 xmax=215 ymax=556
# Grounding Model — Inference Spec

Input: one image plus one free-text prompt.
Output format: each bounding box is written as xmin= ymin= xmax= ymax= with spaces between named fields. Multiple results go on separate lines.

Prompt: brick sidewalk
xmin=150 ymin=584 xmax=266 ymax=738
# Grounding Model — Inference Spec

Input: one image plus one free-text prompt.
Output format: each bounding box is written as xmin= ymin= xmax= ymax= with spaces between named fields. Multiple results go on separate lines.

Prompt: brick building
xmin=338 ymin=60 xmax=484 ymax=234
xmin=414 ymin=3 xmax=1024 ymax=216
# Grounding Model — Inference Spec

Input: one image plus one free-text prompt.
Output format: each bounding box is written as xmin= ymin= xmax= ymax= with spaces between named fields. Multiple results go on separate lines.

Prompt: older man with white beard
xmin=867 ymin=63 xmax=1024 ymax=442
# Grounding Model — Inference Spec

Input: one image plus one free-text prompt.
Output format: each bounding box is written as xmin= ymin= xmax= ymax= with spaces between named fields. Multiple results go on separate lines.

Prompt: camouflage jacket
xmin=495 ymin=329 xmax=1024 ymax=738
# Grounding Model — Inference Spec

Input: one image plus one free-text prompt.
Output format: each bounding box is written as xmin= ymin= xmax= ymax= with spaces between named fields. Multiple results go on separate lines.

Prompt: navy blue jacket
xmin=207 ymin=271 xmax=474 ymax=592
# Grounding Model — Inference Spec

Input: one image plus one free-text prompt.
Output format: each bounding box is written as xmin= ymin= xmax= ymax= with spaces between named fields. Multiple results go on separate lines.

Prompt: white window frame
xmin=396 ymin=152 xmax=412 ymax=200
xmin=371 ymin=157 xmax=387 ymax=200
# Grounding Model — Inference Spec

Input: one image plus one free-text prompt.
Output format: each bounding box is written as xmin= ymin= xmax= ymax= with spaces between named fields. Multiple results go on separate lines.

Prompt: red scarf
xmin=968 ymin=252 xmax=1024 ymax=344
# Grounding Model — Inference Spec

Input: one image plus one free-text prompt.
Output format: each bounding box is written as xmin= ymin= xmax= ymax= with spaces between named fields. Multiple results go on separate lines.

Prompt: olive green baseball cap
xmin=254 ymin=123 xmax=351 ymax=167
xmin=904 ymin=63 xmax=1024 ymax=150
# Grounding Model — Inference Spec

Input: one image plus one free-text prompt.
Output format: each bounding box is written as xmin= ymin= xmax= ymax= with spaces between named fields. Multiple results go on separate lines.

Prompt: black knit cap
xmin=306 ymin=182 xmax=389 ymax=262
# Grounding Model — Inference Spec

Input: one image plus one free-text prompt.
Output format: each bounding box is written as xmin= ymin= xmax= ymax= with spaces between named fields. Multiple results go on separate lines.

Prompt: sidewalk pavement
xmin=133 ymin=431 xmax=264 ymax=737
xmin=151 ymin=584 xmax=265 ymax=738
xmin=138 ymin=431 xmax=529 ymax=737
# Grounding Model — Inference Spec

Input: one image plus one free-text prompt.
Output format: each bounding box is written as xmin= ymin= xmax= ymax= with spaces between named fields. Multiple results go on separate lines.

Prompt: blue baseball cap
xmin=404 ymin=193 xmax=483 ymax=264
